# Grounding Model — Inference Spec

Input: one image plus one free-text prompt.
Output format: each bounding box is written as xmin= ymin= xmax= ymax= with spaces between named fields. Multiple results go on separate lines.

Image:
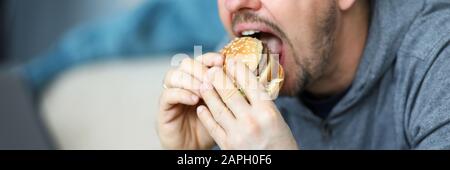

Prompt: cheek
xmin=282 ymin=51 xmax=301 ymax=91
xmin=277 ymin=0 xmax=320 ymax=52
xmin=277 ymin=4 xmax=322 ymax=94
xmin=218 ymin=0 xmax=234 ymax=37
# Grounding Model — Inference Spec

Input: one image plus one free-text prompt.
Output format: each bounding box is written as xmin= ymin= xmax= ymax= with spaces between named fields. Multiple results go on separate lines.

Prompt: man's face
xmin=218 ymin=0 xmax=338 ymax=96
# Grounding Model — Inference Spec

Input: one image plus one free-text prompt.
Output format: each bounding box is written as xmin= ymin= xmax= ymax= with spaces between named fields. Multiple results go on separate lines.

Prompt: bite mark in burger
xmin=220 ymin=37 xmax=284 ymax=100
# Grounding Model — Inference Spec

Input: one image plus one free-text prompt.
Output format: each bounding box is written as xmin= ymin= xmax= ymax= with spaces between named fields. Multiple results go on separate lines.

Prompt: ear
xmin=336 ymin=0 xmax=357 ymax=11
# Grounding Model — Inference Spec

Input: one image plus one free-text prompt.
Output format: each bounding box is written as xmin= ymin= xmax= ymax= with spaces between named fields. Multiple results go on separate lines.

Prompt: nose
xmin=224 ymin=0 xmax=262 ymax=13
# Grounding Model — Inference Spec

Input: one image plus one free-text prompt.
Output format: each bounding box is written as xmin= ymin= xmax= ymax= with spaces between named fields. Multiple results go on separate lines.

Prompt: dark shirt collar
xmin=298 ymin=86 xmax=351 ymax=119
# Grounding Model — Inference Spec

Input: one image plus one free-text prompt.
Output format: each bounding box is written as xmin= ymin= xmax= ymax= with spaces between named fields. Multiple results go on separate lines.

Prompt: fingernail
xmin=207 ymin=67 xmax=217 ymax=78
xmin=203 ymin=76 xmax=210 ymax=83
xmin=229 ymin=59 xmax=237 ymax=70
xmin=228 ymin=59 xmax=236 ymax=67
xmin=200 ymin=82 xmax=212 ymax=92
xmin=215 ymin=56 xmax=223 ymax=65
xmin=197 ymin=106 xmax=204 ymax=113
xmin=191 ymin=95 xmax=199 ymax=102
xmin=227 ymin=58 xmax=235 ymax=65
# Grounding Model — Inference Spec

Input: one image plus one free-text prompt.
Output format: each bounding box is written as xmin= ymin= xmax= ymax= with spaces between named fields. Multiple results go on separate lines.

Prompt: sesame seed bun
xmin=220 ymin=37 xmax=284 ymax=100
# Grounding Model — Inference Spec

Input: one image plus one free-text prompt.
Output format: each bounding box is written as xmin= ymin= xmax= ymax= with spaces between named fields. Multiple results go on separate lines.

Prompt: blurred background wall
xmin=1 ymin=1 xmax=6 ymax=64
xmin=2 ymin=0 xmax=145 ymax=66
xmin=0 ymin=0 xmax=225 ymax=149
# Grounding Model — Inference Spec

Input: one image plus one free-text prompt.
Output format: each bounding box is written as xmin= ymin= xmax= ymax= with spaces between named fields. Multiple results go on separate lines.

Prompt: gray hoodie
xmin=276 ymin=0 xmax=450 ymax=149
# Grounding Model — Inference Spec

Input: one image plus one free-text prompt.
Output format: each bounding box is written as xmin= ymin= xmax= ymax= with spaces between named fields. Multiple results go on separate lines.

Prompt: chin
xmin=279 ymin=78 xmax=301 ymax=97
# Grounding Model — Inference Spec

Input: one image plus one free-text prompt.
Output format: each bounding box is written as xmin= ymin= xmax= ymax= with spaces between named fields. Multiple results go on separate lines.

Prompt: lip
xmin=233 ymin=23 xmax=286 ymax=66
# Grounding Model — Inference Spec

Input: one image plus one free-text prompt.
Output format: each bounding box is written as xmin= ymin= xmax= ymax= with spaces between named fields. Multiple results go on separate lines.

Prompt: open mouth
xmin=237 ymin=29 xmax=285 ymax=66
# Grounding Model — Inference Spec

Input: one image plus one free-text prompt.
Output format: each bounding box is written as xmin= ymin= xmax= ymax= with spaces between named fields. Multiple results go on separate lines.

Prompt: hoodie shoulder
xmin=397 ymin=0 xmax=450 ymax=149
xmin=398 ymin=0 xmax=450 ymax=61
xmin=406 ymin=41 xmax=450 ymax=149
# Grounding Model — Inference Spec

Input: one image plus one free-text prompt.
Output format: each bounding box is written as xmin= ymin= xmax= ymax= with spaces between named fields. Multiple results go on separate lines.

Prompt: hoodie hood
xmin=332 ymin=0 xmax=425 ymax=115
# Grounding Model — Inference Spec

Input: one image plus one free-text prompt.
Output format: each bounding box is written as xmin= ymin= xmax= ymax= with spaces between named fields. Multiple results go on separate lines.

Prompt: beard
xmin=285 ymin=2 xmax=338 ymax=96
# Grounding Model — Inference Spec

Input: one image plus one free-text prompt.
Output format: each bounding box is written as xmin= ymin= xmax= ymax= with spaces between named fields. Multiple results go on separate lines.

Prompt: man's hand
xmin=157 ymin=53 xmax=223 ymax=150
xmin=197 ymin=59 xmax=298 ymax=150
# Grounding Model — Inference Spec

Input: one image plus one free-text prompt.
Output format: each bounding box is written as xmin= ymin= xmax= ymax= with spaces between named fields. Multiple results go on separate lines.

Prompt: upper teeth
xmin=241 ymin=30 xmax=260 ymax=36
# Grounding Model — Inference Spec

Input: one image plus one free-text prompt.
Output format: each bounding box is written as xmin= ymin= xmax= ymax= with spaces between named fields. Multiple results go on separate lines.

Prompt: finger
xmin=160 ymin=88 xmax=199 ymax=111
xmin=178 ymin=54 xmax=222 ymax=83
xmin=195 ymin=53 xmax=224 ymax=67
xmin=206 ymin=67 xmax=250 ymax=119
xmin=164 ymin=69 xmax=202 ymax=96
xmin=197 ymin=105 xmax=228 ymax=149
xmin=200 ymin=81 xmax=236 ymax=131
xmin=226 ymin=60 xmax=270 ymax=105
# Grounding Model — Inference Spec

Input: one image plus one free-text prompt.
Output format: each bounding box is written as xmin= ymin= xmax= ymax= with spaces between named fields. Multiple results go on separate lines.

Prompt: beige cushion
xmin=41 ymin=57 xmax=172 ymax=149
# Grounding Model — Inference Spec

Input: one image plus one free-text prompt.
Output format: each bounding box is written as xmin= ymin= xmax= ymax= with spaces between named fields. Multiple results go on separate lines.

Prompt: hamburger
xmin=220 ymin=37 xmax=284 ymax=100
